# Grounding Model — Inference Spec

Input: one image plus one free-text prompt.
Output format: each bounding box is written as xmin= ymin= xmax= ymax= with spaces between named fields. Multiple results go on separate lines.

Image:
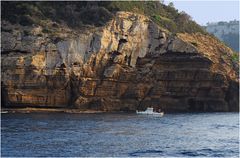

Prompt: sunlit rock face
xmin=1 ymin=12 xmax=239 ymax=112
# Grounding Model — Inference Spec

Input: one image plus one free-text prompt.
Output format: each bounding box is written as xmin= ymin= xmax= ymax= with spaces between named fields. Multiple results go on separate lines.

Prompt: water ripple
xmin=129 ymin=149 xmax=163 ymax=156
xmin=1 ymin=113 xmax=239 ymax=157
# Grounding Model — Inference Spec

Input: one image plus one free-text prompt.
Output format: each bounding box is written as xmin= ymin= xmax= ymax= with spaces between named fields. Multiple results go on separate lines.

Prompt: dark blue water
xmin=1 ymin=113 xmax=239 ymax=157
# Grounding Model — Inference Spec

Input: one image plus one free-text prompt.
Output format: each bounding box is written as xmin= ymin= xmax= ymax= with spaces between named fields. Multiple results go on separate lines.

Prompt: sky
xmin=164 ymin=0 xmax=239 ymax=25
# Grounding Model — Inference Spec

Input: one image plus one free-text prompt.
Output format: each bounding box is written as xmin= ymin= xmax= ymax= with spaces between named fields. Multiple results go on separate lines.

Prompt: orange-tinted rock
xmin=1 ymin=12 xmax=239 ymax=112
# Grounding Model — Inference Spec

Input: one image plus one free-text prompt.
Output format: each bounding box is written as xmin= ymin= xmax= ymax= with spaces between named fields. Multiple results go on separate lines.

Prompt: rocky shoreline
xmin=2 ymin=107 xmax=239 ymax=114
xmin=1 ymin=107 xmax=105 ymax=114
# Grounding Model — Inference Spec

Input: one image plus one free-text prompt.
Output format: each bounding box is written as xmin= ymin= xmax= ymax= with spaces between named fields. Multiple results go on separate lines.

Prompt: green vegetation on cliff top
xmin=2 ymin=1 xmax=206 ymax=34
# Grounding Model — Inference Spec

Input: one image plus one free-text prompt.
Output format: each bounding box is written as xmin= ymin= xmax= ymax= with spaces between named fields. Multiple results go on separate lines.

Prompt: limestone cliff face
xmin=1 ymin=12 xmax=239 ymax=112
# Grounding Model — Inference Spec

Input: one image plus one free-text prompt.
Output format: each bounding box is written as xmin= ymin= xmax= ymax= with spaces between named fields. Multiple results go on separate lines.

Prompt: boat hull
xmin=136 ymin=111 xmax=164 ymax=117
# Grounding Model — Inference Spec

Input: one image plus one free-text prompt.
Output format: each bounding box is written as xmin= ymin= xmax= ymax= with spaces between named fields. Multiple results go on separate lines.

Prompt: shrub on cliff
xmin=1 ymin=1 xmax=206 ymax=34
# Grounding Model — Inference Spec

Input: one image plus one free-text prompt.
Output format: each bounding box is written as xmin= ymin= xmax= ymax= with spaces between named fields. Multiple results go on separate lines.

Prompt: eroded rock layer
xmin=1 ymin=12 xmax=239 ymax=112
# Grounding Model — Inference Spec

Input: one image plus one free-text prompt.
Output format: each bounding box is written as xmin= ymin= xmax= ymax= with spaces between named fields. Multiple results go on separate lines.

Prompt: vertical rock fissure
xmin=137 ymin=86 xmax=154 ymax=110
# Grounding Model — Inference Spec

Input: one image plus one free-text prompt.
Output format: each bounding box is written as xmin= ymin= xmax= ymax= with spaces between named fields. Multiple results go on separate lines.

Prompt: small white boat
xmin=136 ymin=107 xmax=164 ymax=116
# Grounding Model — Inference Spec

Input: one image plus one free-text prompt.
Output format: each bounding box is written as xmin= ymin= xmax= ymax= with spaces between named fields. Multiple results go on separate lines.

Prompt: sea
xmin=1 ymin=112 xmax=239 ymax=157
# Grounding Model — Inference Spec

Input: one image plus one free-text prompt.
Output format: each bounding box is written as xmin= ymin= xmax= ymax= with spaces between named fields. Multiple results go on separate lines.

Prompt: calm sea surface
xmin=1 ymin=112 xmax=239 ymax=157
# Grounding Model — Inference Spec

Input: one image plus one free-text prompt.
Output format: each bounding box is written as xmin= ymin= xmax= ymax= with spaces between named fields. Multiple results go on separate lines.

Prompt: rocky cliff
xmin=204 ymin=20 xmax=239 ymax=52
xmin=1 ymin=10 xmax=239 ymax=112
